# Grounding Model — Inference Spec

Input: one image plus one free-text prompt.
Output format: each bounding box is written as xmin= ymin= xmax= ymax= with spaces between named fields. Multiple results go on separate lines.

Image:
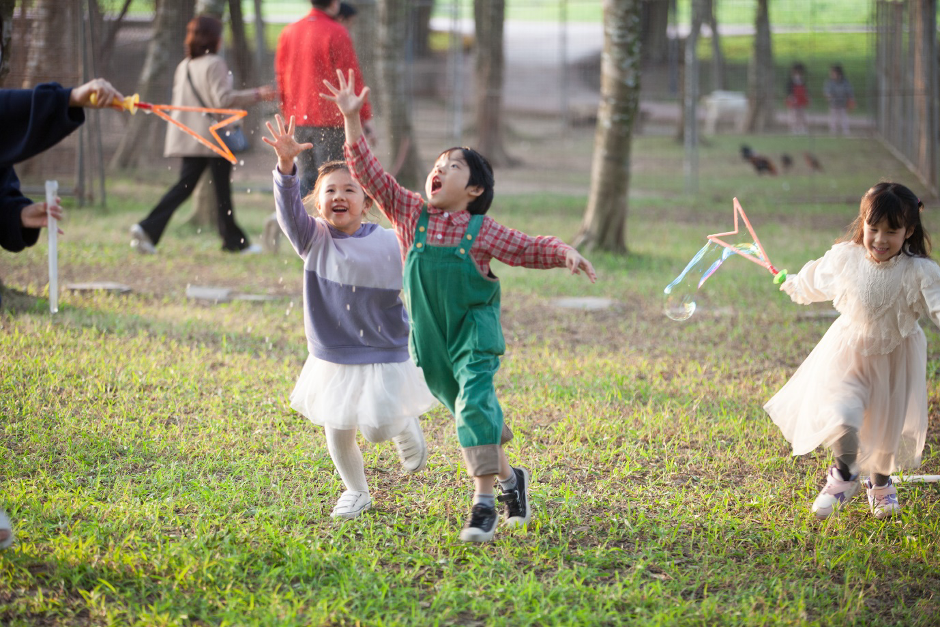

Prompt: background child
xmin=263 ymin=114 xmax=437 ymax=519
xmin=784 ymin=62 xmax=809 ymax=135
xmin=765 ymin=182 xmax=939 ymax=519
xmin=323 ymin=70 xmax=597 ymax=543
xmin=823 ymin=64 xmax=855 ymax=136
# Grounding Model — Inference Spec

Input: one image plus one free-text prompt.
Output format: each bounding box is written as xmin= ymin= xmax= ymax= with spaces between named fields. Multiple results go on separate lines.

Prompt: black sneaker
xmin=497 ymin=466 xmax=531 ymax=528
xmin=459 ymin=503 xmax=498 ymax=543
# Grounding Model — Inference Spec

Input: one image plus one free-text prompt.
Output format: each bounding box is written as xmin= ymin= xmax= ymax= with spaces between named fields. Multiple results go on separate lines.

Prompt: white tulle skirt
xmin=289 ymin=354 xmax=438 ymax=435
xmin=764 ymin=317 xmax=928 ymax=476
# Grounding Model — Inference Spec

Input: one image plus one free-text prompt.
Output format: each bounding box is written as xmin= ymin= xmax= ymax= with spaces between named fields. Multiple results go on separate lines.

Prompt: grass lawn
xmin=0 ymin=129 xmax=938 ymax=625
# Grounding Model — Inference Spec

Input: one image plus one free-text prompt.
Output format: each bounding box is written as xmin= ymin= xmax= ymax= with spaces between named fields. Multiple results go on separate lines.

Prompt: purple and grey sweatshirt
xmin=273 ymin=167 xmax=410 ymax=365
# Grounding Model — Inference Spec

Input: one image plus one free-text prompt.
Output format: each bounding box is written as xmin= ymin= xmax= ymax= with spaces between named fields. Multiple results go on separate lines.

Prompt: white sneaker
xmin=129 ymin=224 xmax=156 ymax=254
xmin=392 ymin=417 xmax=428 ymax=473
xmin=865 ymin=478 xmax=901 ymax=519
xmin=0 ymin=508 xmax=14 ymax=550
xmin=240 ymin=243 xmax=263 ymax=255
xmin=811 ymin=465 xmax=860 ymax=519
xmin=330 ymin=490 xmax=371 ymax=519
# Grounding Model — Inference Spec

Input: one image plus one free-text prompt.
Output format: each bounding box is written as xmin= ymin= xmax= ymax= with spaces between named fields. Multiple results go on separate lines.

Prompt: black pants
xmin=294 ymin=126 xmax=345 ymax=198
xmin=139 ymin=156 xmax=249 ymax=252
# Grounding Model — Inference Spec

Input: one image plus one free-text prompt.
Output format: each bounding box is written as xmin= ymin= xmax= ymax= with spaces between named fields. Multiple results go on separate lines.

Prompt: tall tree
xmin=640 ymin=0 xmax=671 ymax=64
xmin=87 ymin=0 xmax=135 ymax=78
xmin=22 ymin=0 xmax=77 ymax=88
xmin=572 ymin=0 xmax=643 ymax=254
xmin=111 ymin=0 xmax=193 ymax=169
xmin=706 ymin=0 xmax=726 ymax=90
xmin=473 ymin=0 xmax=515 ymax=166
xmin=0 ymin=0 xmax=14 ymax=86
xmin=745 ymin=0 xmax=774 ymax=131
xmin=378 ymin=0 xmax=422 ymax=189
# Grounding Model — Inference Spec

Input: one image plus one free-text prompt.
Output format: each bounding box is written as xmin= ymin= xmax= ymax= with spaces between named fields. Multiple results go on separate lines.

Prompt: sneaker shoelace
xmin=498 ymin=489 xmax=523 ymax=518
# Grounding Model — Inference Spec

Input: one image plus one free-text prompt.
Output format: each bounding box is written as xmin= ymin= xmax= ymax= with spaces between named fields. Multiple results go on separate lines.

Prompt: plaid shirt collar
xmin=426 ymin=204 xmax=471 ymax=226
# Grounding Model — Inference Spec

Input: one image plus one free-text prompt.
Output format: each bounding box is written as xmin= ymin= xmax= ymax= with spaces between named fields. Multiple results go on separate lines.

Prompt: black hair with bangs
xmin=437 ymin=146 xmax=494 ymax=215
xmin=840 ymin=181 xmax=931 ymax=257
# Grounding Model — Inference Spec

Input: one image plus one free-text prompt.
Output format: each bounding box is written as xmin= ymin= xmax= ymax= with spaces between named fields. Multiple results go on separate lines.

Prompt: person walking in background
xmin=130 ymin=15 xmax=275 ymax=255
xmin=263 ymin=114 xmax=436 ymax=519
xmin=765 ymin=182 xmax=938 ymax=520
xmin=784 ymin=62 xmax=809 ymax=135
xmin=275 ymin=0 xmax=374 ymax=198
xmin=824 ymin=64 xmax=855 ymax=136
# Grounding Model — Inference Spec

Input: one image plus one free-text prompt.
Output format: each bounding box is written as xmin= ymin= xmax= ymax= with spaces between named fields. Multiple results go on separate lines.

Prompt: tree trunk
xmin=674 ymin=0 xmax=705 ymax=142
xmin=0 ymin=0 xmax=14 ymax=86
xmin=641 ymin=0 xmax=671 ymax=64
xmin=111 ymin=0 xmax=193 ymax=170
xmin=706 ymin=0 xmax=725 ymax=90
xmin=90 ymin=0 xmax=134 ymax=77
xmin=227 ymin=0 xmax=253 ymax=88
xmin=572 ymin=0 xmax=643 ymax=254
xmin=745 ymin=0 xmax=774 ymax=132
xmin=473 ymin=0 xmax=516 ymax=167
xmin=378 ymin=0 xmax=422 ymax=190
xmin=22 ymin=0 xmax=77 ymax=88
xmin=350 ymin=0 xmax=379 ymax=113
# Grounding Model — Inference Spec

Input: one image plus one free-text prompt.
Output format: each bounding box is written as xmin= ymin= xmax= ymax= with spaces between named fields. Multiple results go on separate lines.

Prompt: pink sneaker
xmin=865 ymin=478 xmax=901 ymax=519
xmin=811 ymin=465 xmax=860 ymax=519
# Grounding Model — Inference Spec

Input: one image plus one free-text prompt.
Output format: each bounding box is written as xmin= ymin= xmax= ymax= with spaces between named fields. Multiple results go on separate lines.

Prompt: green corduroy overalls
xmin=402 ymin=207 xmax=513 ymax=476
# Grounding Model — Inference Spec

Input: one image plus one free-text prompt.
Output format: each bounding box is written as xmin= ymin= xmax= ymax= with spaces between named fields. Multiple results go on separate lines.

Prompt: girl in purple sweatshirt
xmin=265 ymin=115 xmax=436 ymax=519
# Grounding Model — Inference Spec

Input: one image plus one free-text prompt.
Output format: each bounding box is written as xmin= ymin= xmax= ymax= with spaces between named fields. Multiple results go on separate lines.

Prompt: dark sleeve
xmin=0 ymin=82 xmax=85 ymax=169
xmin=0 ymin=166 xmax=39 ymax=252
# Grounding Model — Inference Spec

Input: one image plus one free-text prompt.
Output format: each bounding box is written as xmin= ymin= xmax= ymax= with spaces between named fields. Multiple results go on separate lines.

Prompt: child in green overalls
xmin=324 ymin=70 xmax=597 ymax=542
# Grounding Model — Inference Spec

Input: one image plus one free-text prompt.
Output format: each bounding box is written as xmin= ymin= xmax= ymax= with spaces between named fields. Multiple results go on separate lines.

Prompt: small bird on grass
xmin=740 ymin=144 xmax=777 ymax=175
xmin=781 ymin=153 xmax=793 ymax=172
xmin=804 ymin=152 xmax=823 ymax=171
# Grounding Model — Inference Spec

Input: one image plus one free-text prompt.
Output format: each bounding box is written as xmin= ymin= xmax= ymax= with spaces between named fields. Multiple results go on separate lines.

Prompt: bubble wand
xmin=708 ymin=197 xmax=787 ymax=284
xmin=90 ymin=93 xmax=247 ymax=164
xmin=664 ymin=197 xmax=787 ymax=321
xmin=45 ymin=180 xmax=58 ymax=314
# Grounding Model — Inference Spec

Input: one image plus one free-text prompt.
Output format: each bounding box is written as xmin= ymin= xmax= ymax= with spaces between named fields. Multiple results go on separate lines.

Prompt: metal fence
xmin=5 ymin=0 xmax=938 ymax=200
xmin=873 ymin=0 xmax=939 ymax=194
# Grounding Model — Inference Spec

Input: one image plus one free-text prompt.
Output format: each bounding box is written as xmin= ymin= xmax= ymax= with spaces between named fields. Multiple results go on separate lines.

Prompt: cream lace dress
xmin=764 ymin=242 xmax=940 ymax=475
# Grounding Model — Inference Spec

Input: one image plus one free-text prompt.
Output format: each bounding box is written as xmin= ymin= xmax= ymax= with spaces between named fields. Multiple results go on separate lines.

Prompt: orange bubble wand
xmin=707 ymin=197 xmax=788 ymax=283
xmin=92 ymin=93 xmax=247 ymax=164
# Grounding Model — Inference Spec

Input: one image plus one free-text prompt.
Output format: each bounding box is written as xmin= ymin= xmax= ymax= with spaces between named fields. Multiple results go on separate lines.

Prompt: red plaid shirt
xmin=345 ymin=137 xmax=572 ymax=276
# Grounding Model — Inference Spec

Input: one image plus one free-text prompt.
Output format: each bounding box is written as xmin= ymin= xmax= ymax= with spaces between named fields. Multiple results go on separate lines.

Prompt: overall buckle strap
xmin=412 ymin=205 xmax=430 ymax=253
xmin=455 ymin=214 xmax=484 ymax=258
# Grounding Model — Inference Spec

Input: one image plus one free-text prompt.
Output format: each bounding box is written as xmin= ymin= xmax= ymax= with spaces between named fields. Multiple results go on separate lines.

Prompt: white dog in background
xmin=701 ymin=90 xmax=748 ymax=135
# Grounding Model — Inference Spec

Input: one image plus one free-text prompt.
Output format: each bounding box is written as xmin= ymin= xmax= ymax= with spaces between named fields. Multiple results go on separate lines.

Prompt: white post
xmin=45 ymin=180 xmax=58 ymax=314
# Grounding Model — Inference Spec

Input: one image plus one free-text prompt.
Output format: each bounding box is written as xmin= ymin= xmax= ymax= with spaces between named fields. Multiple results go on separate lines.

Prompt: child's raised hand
xmin=262 ymin=114 xmax=313 ymax=174
xmin=565 ymin=249 xmax=597 ymax=283
xmin=320 ymin=69 xmax=369 ymax=119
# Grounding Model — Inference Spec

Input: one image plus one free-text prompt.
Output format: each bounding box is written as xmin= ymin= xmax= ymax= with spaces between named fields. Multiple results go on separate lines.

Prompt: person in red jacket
xmin=275 ymin=0 xmax=374 ymax=197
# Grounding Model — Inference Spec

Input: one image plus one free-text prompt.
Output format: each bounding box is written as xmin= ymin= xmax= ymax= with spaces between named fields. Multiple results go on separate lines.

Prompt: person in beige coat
xmin=131 ymin=15 xmax=275 ymax=254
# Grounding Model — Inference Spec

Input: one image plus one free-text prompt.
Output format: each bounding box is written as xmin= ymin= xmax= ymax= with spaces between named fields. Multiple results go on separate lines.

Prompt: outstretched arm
xmin=262 ymin=114 xmax=314 ymax=175
xmin=565 ymin=249 xmax=597 ymax=283
xmin=321 ymin=69 xmax=368 ymax=148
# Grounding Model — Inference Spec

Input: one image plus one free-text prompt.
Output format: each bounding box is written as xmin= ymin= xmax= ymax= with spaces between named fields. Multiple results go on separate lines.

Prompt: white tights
xmin=324 ymin=421 xmax=410 ymax=494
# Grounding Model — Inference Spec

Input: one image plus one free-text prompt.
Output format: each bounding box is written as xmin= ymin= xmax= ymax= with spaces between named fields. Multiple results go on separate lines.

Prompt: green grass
xmin=1 ymin=131 xmax=938 ymax=625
